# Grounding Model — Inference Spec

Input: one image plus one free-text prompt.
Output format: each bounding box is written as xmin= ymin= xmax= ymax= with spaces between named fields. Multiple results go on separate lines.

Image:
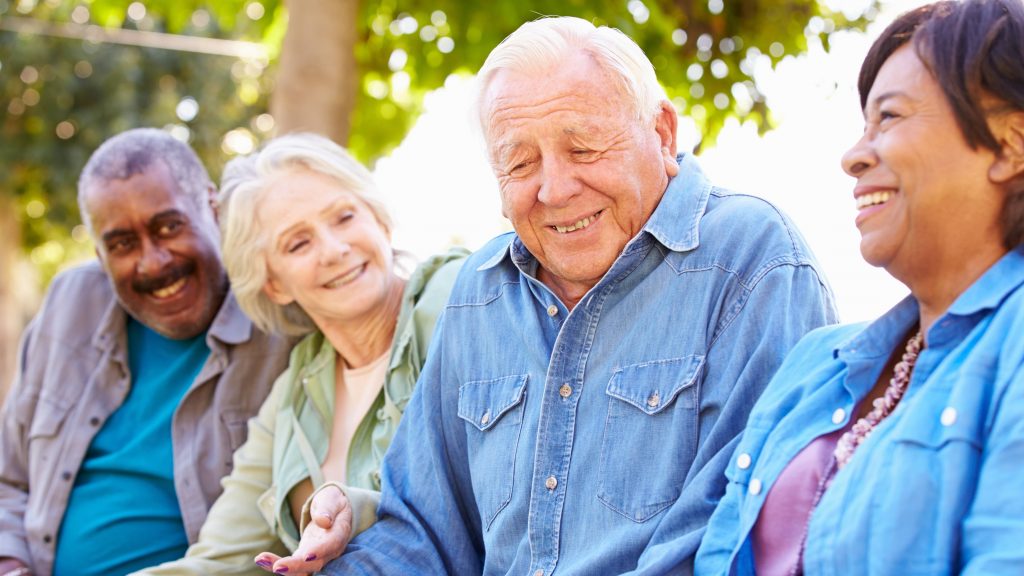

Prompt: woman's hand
xmin=253 ymin=486 xmax=354 ymax=574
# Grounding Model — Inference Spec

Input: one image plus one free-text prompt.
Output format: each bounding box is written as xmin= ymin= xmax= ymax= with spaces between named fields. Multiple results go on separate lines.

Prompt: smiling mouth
xmin=324 ymin=264 xmax=365 ymax=289
xmin=552 ymin=210 xmax=603 ymax=234
xmin=151 ymin=277 xmax=187 ymax=299
xmin=856 ymin=191 xmax=894 ymax=210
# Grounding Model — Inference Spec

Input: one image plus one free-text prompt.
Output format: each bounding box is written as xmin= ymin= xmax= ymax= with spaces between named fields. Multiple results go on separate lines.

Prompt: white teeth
xmin=553 ymin=211 xmax=600 ymax=234
xmin=152 ymin=277 xmax=186 ymax=299
xmin=324 ymin=265 xmax=363 ymax=289
xmin=856 ymin=191 xmax=894 ymax=210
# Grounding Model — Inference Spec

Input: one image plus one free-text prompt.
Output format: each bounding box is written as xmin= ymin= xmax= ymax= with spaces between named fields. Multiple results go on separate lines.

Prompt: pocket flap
xmin=26 ymin=394 xmax=72 ymax=439
xmin=607 ymin=355 xmax=705 ymax=415
xmin=458 ymin=374 xmax=529 ymax=431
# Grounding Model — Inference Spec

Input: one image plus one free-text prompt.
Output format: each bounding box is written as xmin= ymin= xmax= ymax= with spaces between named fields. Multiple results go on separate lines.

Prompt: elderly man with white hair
xmin=322 ymin=16 xmax=837 ymax=575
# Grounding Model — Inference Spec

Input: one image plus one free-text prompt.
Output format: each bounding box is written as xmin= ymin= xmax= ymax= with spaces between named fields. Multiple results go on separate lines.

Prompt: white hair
xmin=474 ymin=16 xmax=668 ymax=135
xmin=218 ymin=132 xmax=393 ymax=336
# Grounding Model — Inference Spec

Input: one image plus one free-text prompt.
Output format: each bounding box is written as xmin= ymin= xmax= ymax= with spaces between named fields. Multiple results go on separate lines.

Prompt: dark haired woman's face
xmin=840 ymin=45 xmax=1006 ymax=285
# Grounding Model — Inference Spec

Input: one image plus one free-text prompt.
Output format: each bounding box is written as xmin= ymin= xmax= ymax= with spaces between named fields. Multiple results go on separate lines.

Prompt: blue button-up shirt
xmin=696 ymin=246 xmax=1024 ymax=576
xmin=324 ymin=154 xmax=836 ymax=575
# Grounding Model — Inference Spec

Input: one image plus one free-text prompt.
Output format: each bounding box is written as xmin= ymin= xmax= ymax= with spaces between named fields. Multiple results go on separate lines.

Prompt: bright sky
xmin=375 ymin=0 xmax=929 ymax=323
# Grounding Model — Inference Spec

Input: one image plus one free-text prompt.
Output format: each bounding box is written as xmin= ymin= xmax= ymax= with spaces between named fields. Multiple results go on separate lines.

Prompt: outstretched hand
xmin=253 ymin=486 xmax=354 ymax=575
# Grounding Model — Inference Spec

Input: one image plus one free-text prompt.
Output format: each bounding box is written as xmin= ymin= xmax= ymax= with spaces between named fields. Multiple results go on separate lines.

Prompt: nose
xmin=537 ymin=157 xmax=583 ymax=208
xmin=841 ymin=130 xmax=877 ymax=178
xmin=319 ymin=229 xmax=351 ymax=266
xmin=136 ymin=238 xmax=173 ymax=277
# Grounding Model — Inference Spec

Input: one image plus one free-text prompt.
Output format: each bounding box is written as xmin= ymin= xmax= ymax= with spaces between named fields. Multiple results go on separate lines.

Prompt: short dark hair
xmin=78 ymin=128 xmax=213 ymax=235
xmin=858 ymin=0 xmax=1024 ymax=247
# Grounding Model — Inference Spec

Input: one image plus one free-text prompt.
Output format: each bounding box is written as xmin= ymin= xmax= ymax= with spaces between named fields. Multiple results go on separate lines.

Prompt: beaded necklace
xmin=834 ymin=330 xmax=923 ymax=469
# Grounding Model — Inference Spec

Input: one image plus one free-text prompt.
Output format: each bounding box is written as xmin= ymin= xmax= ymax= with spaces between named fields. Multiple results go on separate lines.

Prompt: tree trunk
xmin=0 ymin=197 xmax=25 ymax=402
xmin=270 ymin=0 xmax=360 ymax=145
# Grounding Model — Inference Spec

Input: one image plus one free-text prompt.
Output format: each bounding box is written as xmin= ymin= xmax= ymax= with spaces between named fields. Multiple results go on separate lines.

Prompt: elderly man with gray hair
xmin=321 ymin=16 xmax=836 ymax=575
xmin=0 ymin=128 xmax=291 ymax=575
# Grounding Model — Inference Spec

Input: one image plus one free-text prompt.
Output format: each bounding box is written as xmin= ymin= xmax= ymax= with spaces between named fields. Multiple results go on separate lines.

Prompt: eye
xmin=879 ymin=109 xmax=900 ymax=122
xmin=286 ymin=238 xmax=310 ymax=254
xmin=157 ymin=220 xmax=183 ymax=236
xmin=106 ymin=237 xmax=135 ymax=255
xmin=334 ymin=211 xmax=355 ymax=225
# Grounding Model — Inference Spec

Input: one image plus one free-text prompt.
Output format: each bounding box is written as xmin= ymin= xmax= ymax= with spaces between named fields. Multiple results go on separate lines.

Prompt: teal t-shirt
xmin=53 ymin=317 xmax=210 ymax=575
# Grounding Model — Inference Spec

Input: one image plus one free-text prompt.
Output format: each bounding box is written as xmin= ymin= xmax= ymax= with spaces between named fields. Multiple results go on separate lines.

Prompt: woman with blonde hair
xmin=137 ymin=133 xmax=466 ymax=575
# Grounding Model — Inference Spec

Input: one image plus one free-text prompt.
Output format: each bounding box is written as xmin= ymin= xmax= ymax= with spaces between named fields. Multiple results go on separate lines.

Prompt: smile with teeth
xmin=151 ymin=277 xmax=187 ymax=299
xmin=324 ymin=264 xmax=364 ymax=289
xmin=856 ymin=191 xmax=894 ymax=210
xmin=553 ymin=210 xmax=602 ymax=234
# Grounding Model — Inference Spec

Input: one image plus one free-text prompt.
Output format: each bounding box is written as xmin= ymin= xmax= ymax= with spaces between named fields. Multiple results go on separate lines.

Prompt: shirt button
xmin=546 ymin=305 xmax=558 ymax=317
xmin=545 ymin=476 xmax=557 ymax=490
xmin=832 ymin=408 xmax=846 ymax=425
xmin=480 ymin=411 xmax=491 ymax=426
xmin=43 ymin=534 xmax=53 ymax=544
xmin=559 ymin=384 xmax=572 ymax=398
xmin=749 ymin=478 xmax=762 ymax=495
xmin=61 ymin=471 xmax=72 ymax=481
xmin=737 ymin=453 xmax=752 ymax=470
xmin=646 ymin=392 xmax=660 ymax=408
xmin=940 ymin=407 xmax=957 ymax=427
xmin=301 ymin=377 xmax=309 ymax=385
xmin=89 ymin=417 xmax=101 ymax=426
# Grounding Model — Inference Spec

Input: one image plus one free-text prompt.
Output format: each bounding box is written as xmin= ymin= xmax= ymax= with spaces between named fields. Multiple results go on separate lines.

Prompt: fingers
xmin=268 ymin=554 xmax=325 ymax=575
xmin=310 ymin=485 xmax=349 ymax=530
xmin=253 ymin=552 xmax=282 ymax=573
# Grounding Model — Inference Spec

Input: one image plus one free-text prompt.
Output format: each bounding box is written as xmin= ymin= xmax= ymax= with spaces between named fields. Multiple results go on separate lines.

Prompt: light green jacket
xmin=137 ymin=250 xmax=467 ymax=575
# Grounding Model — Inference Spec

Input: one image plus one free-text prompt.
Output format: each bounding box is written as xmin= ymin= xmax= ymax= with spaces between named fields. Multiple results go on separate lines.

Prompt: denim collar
xmin=476 ymin=153 xmax=712 ymax=272
xmin=833 ymin=245 xmax=1024 ymax=361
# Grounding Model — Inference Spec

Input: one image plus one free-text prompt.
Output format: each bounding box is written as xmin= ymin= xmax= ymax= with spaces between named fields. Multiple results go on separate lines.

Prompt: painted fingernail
xmin=305 ymin=554 xmax=318 ymax=561
xmin=274 ymin=568 xmax=289 ymax=574
xmin=255 ymin=560 xmax=272 ymax=568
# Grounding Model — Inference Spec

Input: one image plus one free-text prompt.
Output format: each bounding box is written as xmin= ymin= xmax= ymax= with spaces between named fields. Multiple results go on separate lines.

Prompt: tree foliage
xmin=0 ymin=0 xmax=877 ymax=286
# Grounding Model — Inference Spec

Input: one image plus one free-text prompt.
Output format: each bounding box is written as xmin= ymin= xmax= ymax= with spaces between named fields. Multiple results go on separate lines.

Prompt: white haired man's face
xmin=483 ymin=50 xmax=678 ymax=308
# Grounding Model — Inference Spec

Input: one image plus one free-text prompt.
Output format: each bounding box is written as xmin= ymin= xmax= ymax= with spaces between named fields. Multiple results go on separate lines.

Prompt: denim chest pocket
xmin=598 ymin=355 xmax=704 ymax=522
xmin=457 ymin=374 xmax=528 ymax=529
xmin=871 ymin=382 xmax=985 ymax=573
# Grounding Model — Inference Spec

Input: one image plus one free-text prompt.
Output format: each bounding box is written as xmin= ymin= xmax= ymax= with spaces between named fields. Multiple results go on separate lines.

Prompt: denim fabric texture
xmin=322 ymin=154 xmax=837 ymax=576
xmin=695 ymin=246 xmax=1024 ymax=576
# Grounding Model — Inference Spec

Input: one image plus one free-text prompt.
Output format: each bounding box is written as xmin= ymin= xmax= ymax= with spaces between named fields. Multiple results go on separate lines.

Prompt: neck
xmin=320 ymin=274 xmax=405 ymax=370
xmin=538 ymin=267 xmax=593 ymax=311
xmin=907 ymin=246 xmax=1007 ymax=338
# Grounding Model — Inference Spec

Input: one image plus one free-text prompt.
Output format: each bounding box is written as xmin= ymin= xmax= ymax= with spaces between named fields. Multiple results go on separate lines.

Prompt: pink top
xmin=752 ymin=427 xmax=846 ymax=576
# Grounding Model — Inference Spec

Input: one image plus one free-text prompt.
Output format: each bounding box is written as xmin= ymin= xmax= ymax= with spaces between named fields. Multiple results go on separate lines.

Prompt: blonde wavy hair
xmin=218 ymin=132 xmax=394 ymax=336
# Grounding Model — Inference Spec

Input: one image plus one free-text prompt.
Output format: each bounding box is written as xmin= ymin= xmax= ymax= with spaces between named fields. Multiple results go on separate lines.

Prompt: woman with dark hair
xmin=695 ymin=0 xmax=1024 ymax=573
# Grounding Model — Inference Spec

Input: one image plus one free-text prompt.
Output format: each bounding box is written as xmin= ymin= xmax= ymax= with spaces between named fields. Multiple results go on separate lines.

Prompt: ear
xmin=989 ymin=111 xmax=1024 ymax=184
xmin=206 ymin=184 xmax=221 ymax=224
xmin=262 ymin=275 xmax=295 ymax=306
xmin=654 ymin=100 xmax=679 ymax=178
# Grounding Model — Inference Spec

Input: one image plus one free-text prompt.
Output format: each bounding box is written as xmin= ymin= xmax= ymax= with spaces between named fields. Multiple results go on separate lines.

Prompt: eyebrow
xmin=272 ymin=199 xmax=354 ymax=250
xmin=99 ymin=209 xmax=184 ymax=244
xmin=867 ymin=90 xmax=908 ymax=110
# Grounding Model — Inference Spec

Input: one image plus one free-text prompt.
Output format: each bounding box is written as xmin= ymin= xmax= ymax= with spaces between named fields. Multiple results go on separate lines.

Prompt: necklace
xmin=834 ymin=330 xmax=923 ymax=469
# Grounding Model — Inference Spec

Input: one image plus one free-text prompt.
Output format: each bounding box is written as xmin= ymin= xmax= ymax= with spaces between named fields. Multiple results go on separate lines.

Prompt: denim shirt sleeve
xmin=322 ymin=309 xmax=484 ymax=575
xmin=627 ymin=262 xmax=837 ymax=574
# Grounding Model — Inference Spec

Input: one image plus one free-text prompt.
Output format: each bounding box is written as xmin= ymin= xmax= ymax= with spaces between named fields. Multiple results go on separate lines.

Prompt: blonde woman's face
xmin=258 ymin=167 xmax=396 ymax=328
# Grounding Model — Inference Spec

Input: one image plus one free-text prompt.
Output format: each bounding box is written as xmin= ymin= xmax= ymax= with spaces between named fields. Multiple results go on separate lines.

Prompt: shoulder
xmin=31 ymin=260 xmax=115 ymax=342
xmin=699 ymin=190 xmax=820 ymax=281
xmin=409 ymin=248 xmax=470 ymax=310
xmin=444 ymin=232 xmax=521 ymax=307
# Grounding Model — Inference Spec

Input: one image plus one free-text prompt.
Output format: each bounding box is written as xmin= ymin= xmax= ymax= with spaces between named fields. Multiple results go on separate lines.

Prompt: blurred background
xmin=0 ymin=0 xmax=926 ymax=398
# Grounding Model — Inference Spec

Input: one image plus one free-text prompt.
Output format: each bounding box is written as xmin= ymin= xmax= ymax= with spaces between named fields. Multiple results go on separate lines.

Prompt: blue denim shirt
xmin=695 ymin=246 xmax=1024 ymax=576
xmin=323 ymin=154 xmax=836 ymax=575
